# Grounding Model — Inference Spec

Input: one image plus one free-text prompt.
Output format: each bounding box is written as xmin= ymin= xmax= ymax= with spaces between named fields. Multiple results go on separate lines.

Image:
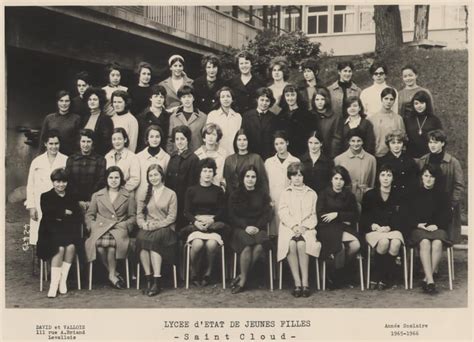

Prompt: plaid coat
xmin=65 ymin=152 xmax=106 ymax=201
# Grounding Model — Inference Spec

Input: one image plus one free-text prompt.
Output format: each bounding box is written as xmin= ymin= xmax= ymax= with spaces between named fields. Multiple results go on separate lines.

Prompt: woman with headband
xmin=159 ymin=55 xmax=193 ymax=112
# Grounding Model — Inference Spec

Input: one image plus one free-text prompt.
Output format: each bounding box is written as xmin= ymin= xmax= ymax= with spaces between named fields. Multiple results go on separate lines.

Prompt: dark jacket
xmin=276 ymin=106 xmax=315 ymax=157
xmin=377 ymin=151 xmax=419 ymax=200
xmin=299 ymin=152 xmax=334 ymax=194
xmin=227 ymin=75 xmax=265 ymax=114
xmin=136 ymin=107 xmax=171 ymax=152
xmin=71 ymin=95 xmax=90 ymax=119
xmin=81 ymin=112 xmax=114 ymax=156
xmin=193 ymin=75 xmax=226 ymax=114
xmin=313 ymin=110 xmax=343 ymax=158
xmin=241 ymin=109 xmax=278 ymax=160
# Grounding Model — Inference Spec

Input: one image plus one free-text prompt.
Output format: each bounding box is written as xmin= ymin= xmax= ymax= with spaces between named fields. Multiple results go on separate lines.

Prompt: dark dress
xmin=193 ymin=75 xmax=226 ymax=114
xmin=404 ymin=114 xmax=443 ymax=158
xmin=228 ymin=188 xmax=272 ymax=253
xmin=299 ymin=152 xmax=334 ymax=195
xmin=223 ymin=153 xmax=268 ymax=195
xmin=39 ymin=112 xmax=82 ymax=156
xmin=342 ymin=116 xmax=376 ymax=156
xmin=180 ymin=184 xmax=230 ymax=241
xmin=275 ymin=106 xmax=314 ymax=157
xmin=81 ymin=112 xmax=114 ymax=156
xmin=312 ymin=110 xmax=343 ymax=158
xmin=165 ymin=149 xmax=200 ymax=230
xmin=227 ymin=75 xmax=265 ymax=114
xmin=128 ymin=85 xmax=152 ymax=117
xmin=71 ymin=95 xmax=90 ymax=119
xmin=316 ymin=187 xmax=360 ymax=259
xmin=377 ymin=151 xmax=419 ymax=201
xmin=407 ymin=187 xmax=452 ymax=246
xmin=136 ymin=107 xmax=171 ymax=152
xmin=241 ymin=109 xmax=278 ymax=160
xmin=36 ymin=189 xmax=82 ymax=260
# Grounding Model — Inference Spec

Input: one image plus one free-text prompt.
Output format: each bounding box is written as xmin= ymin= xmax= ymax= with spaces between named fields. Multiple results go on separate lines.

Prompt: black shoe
xmin=191 ymin=277 xmax=201 ymax=287
xmin=420 ymin=280 xmax=428 ymax=291
xmin=231 ymin=285 xmax=245 ymax=294
xmin=116 ymin=274 xmax=125 ymax=284
xmin=377 ymin=281 xmax=387 ymax=290
xmin=201 ymin=275 xmax=211 ymax=287
xmin=425 ymin=282 xmax=438 ymax=295
xmin=230 ymin=276 xmax=240 ymax=289
xmin=110 ymin=279 xmax=124 ymax=290
xmin=302 ymin=286 xmax=311 ymax=297
xmin=292 ymin=286 xmax=302 ymax=298
xmin=142 ymin=275 xmax=152 ymax=295
xmin=147 ymin=277 xmax=162 ymax=296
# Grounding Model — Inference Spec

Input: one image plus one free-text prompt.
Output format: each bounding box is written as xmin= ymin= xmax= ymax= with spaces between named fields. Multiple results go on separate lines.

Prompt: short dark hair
xmin=105 ymin=166 xmax=126 ymax=188
xmin=201 ymin=54 xmax=221 ymax=71
xmin=150 ymin=84 xmax=167 ymax=97
xmin=198 ymin=157 xmax=217 ymax=177
xmin=51 ymin=168 xmax=68 ymax=182
xmin=380 ymin=87 xmax=397 ymax=100
xmin=111 ymin=90 xmax=131 ymax=112
xmin=177 ymin=84 xmax=194 ymax=98
xmin=369 ymin=61 xmax=388 ymax=75
xmin=75 ymin=71 xmax=91 ymax=85
xmin=256 ymin=87 xmax=276 ymax=107
xmin=216 ymin=86 xmax=235 ymax=104
xmin=83 ymin=87 xmax=107 ymax=111
xmin=43 ymin=129 xmax=61 ymax=144
xmin=201 ymin=123 xmax=223 ymax=142
xmin=427 ymin=129 xmax=447 ymax=146
xmin=104 ymin=62 xmax=122 ymax=79
xmin=273 ymin=130 xmax=289 ymax=143
xmin=112 ymin=127 xmax=130 ymax=148
xmin=337 ymin=61 xmax=354 ymax=71
xmin=401 ymin=64 xmax=418 ymax=75
xmin=269 ymin=57 xmax=290 ymax=81
xmin=346 ymin=127 xmax=365 ymax=142
xmin=420 ymin=163 xmax=441 ymax=185
xmin=79 ymin=128 xmax=96 ymax=143
xmin=300 ymin=58 xmax=320 ymax=75
xmin=144 ymin=125 xmax=164 ymax=146
xmin=411 ymin=90 xmax=434 ymax=116
xmin=331 ymin=165 xmax=351 ymax=186
xmin=376 ymin=164 xmax=394 ymax=188
xmin=287 ymin=162 xmax=305 ymax=180
xmin=172 ymin=125 xmax=192 ymax=143
xmin=135 ymin=61 xmax=153 ymax=77
xmin=55 ymin=90 xmax=70 ymax=103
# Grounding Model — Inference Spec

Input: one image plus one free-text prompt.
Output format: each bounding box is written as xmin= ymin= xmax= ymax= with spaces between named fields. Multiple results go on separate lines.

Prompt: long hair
xmin=142 ymin=164 xmax=165 ymax=220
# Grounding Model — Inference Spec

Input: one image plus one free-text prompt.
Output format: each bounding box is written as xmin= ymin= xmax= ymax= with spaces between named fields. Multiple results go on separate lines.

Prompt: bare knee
xmin=432 ymin=240 xmax=443 ymax=251
xmin=289 ymin=240 xmax=297 ymax=252
xmin=376 ymin=239 xmax=390 ymax=254
xmin=349 ymin=240 xmax=360 ymax=253
xmin=389 ymin=239 xmax=401 ymax=255
xmin=419 ymin=239 xmax=431 ymax=251
xmin=191 ymin=239 xmax=204 ymax=251
xmin=206 ymin=240 xmax=218 ymax=252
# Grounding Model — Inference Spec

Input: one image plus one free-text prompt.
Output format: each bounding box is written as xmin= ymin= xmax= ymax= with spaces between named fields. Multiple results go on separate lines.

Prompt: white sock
xmin=59 ymin=262 xmax=72 ymax=294
xmin=47 ymin=267 xmax=62 ymax=298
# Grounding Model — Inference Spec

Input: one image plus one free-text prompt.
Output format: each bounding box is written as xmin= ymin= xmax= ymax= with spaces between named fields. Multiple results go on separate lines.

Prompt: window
xmin=445 ymin=5 xmax=467 ymax=28
xmin=307 ymin=6 xmax=328 ymax=34
xmin=333 ymin=5 xmax=356 ymax=33
xmin=359 ymin=5 xmax=374 ymax=32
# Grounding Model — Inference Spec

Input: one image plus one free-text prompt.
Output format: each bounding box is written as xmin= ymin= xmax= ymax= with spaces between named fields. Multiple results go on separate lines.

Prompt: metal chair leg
xmin=233 ymin=252 xmax=237 ymax=279
xmin=269 ymin=249 xmax=274 ymax=291
xmin=173 ymin=265 xmax=177 ymax=288
xmin=322 ymin=260 xmax=326 ymax=291
xmin=450 ymin=247 xmax=455 ymax=281
xmin=409 ymin=248 xmax=414 ymax=290
xmin=366 ymin=246 xmax=371 ymax=290
xmin=315 ymin=258 xmax=320 ymax=290
xmin=88 ymin=262 xmax=93 ymax=290
xmin=221 ymin=245 xmax=226 ymax=289
xmin=125 ymin=258 xmax=130 ymax=289
xmin=44 ymin=260 xmax=48 ymax=281
xmin=447 ymin=247 xmax=453 ymax=290
xmin=403 ymin=246 xmax=408 ymax=290
xmin=75 ymin=255 xmax=81 ymax=290
xmin=279 ymin=261 xmax=283 ymax=290
xmin=358 ymin=254 xmax=364 ymax=291
xmin=185 ymin=244 xmax=190 ymax=289
xmin=40 ymin=259 xmax=44 ymax=292
xmin=136 ymin=263 xmax=140 ymax=290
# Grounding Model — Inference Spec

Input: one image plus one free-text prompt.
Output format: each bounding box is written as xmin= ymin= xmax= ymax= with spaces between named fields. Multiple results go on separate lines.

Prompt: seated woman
xmin=316 ymin=166 xmax=360 ymax=288
xmin=228 ymin=165 xmax=272 ymax=294
xmin=36 ymin=168 xmax=82 ymax=298
xmin=407 ymin=164 xmax=451 ymax=294
xmin=360 ymin=165 xmax=405 ymax=290
xmin=85 ymin=166 xmax=136 ymax=289
xmin=180 ymin=158 xmax=229 ymax=287
xmin=136 ymin=164 xmax=178 ymax=296
xmin=277 ymin=162 xmax=319 ymax=298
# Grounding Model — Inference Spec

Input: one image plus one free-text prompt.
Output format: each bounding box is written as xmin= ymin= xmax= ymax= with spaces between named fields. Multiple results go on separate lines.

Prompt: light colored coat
xmin=85 ymin=188 xmax=136 ymax=262
xmin=277 ymin=185 xmax=320 ymax=261
xmin=24 ymin=152 xmax=68 ymax=244
xmin=159 ymin=75 xmax=194 ymax=111
xmin=265 ymin=153 xmax=300 ymax=236
xmin=111 ymin=112 xmax=139 ymax=153
xmin=105 ymin=148 xmax=141 ymax=192
xmin=167 ymin=110 xmax=207 ymax=154
xmin=328 ymin=80 xmax=361 ymax=117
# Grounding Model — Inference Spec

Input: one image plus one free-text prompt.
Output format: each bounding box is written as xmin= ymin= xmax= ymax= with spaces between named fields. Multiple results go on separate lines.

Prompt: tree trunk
xmin=414 ymin=5 xmax=430 ymax=41
xmin=374 ymin=5 xmax=404 ymax=54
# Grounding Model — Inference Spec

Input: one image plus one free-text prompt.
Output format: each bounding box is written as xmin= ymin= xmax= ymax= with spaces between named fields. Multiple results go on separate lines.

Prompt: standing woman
xmin=82 ymin=87 xmax=114 ymax=156
xmin=316 ymin=166 xmax=360 ymax=287
xmin=136 ymin=164 xmax=178 ymax=296
xmin=181 ymin=158 xmax=229 ymax=286
xmin=36 ymin=168 xmax=82 ymax=297
xmin=276 ymin=83 xmax=314 ymax=157
xmin=128 ymin=61 xmax=153 ymax=117
xmin=268 ymin=56 xmax=290 ymax=115
xmin=110 ymin=90 xmax=139 ymax=153
xmin=407 ymin=164 xmax=451 ymax=294
xmin=404 ymin=90 xmax=442 ymax=158
xmin=193 ymin=54 xmax=225 ymax=114
xmin=165 ymin=125 xmax=200 ymax=231
xmin=360 ymin=165 xmax=405 ymax=289
xmin=227 ymin=51 xmax=265 ymax=114
xmin=39 ymin=90 xmax=81 ymax=156
xmin=398 ymin=64 xmax=435 ymax=118
xmin=223 ymin=128 xmax=268 ymax=196
xmin=311 ymin=87 xmax=343 ymax=159
xmin=328 ymin=61 xmax=362 ymax=119
xmin=102 ymin=62 xmax=128 ymax=117
xmin=367 ymin=87 xmax=405 ymax=158
xmin=277 ymin=162 xmax=319 ymax=297
xmin=299 ymin=130 xmax=334 ymax=195
xmin=26 ymin=130 xmax=68 ymax=247
xmin=85 ymin=166 xmax=136 ymax=289
xmin=417 ymin=129 xmax=464 ymax=243
xmin=136 ymin=125 xmax=170 ymax=198
xmin=136 ymin=84 xmax=171 ymax=152
xmin=335 ymin=128 xmax=376 ymax=204
xmin=341 ymin=96 xmax=376 ymax=155
xmin=104 ymin=128 xmax=141 ymax=192
xmin=159 ymin=54 xmax=194 ymax=112
xmin=378 ymin=129 xmax=419 ymax=201
xmin=206 ymin=86 xmax=242 ymax=157
xmin=297 ymin=58 xmax=321 ymax=111
xmin=228 ymin=165 xmax=272 ymax=293
xmin=71 ymin=71 xmax=91 ymax=119
xmin=265 ymin=131 xmax=300 ymax=237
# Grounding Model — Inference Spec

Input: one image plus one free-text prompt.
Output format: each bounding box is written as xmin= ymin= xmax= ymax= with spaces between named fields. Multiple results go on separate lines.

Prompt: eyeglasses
xmin=373 ymin=72 xmax=385 ymax=76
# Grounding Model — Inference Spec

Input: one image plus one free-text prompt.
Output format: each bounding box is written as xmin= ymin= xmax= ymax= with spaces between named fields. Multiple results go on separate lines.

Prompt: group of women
xmin=26 ymin=52 xmax=463 ymax=299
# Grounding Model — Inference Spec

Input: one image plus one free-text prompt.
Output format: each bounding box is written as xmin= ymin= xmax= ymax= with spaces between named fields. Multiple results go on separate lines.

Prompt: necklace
xmin=416 ymin=116 xmax=428 ymax=135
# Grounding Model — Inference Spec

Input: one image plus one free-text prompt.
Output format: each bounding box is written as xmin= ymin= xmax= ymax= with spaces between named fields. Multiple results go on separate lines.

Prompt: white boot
xmin=59 ymin=262 xmax=72 ymax=294
xmin=47 ymin=267 xmax=61 ymax=298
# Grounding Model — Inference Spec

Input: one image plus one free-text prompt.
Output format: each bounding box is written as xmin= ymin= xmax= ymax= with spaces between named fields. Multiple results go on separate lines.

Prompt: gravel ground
xmin=5 ymin=202 xmax=468 ymax=309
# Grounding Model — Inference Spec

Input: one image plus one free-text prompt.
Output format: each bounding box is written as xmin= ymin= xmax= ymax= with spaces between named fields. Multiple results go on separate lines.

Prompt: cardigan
xmin=158 ymin=75 xmax=194 ymax=111
xmin=81 ymin=112 xmax=114 ymax=156
xmin=193 ymin=75 xmax=226 ymax=114
xmin=327 ymin=80 xmax=361 ymax=118
xmin=105 ymin=148 xmax=141 ymax=192
xmin=367 ymin=110 xmax=405 ymax=157
xmin=206 ymin=108 xmax=242 ymax=156
xmin=167 ymin=108 xmax=207 ymax=154
xmin=241 ymin=109 xmax=278 ymax=160
xmin=227 ymin=74 xmax=265 ymax=114
xmin=136 ymin=185 xmax=177 ymax=231
xmin=39 ymin=112 xmax=82 ymax=156
xmin=136 ymin=147 xmax=170 ymax=198
xmin=136 ymin=107 xmax=171 ymax=152
xmin=111 ymin=112 xmax=139 ymax=153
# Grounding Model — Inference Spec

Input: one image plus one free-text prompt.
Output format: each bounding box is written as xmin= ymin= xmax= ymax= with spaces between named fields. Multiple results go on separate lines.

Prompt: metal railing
xmin=144 ymin=6 xmax=259 ymax=49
